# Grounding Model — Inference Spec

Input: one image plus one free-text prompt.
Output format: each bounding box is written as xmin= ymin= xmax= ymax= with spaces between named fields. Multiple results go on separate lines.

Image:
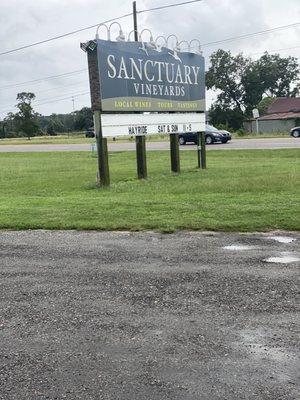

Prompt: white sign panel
xmin=252 ymin=108 xmax=259 ymax=119
xmin=101 ymin=113 xmax=205 ymax=137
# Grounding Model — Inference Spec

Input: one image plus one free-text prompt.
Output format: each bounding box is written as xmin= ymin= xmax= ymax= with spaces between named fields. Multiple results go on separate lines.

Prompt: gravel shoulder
xmin=0 ymin=230 xmax=299 ymax=400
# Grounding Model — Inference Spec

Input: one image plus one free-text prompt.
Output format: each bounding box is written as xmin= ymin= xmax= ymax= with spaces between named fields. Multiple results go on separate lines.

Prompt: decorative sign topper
xmin=96 ymin=39 xmax=205 ymax=112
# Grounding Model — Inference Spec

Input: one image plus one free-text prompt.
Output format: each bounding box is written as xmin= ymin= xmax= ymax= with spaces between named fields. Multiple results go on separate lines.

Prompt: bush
xmin=5 ymin=130 xmax=27 ymax=138
xmin=46 ymin=125 xmax=57 ymax=136
xmin=236 ymin=128 xmax=246 ymax=137
xmin=215 ymin=123 xmax=234 ymax=133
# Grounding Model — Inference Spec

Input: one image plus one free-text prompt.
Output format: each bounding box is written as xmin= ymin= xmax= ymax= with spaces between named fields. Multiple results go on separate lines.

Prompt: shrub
xmin=236 ymin=128 xmax=246 ymax=137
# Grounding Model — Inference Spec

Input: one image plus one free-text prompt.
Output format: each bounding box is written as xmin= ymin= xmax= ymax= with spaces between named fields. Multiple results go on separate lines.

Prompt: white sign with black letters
xmin=101 ymin=113 xmax=205 ymax=137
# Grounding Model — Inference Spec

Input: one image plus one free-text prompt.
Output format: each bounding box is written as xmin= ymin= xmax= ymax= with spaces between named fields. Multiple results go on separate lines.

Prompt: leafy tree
xmin=206 ymin=50 xmax=300 ymax=128
xmin=257 ymin=97 xmax=274 ymax=116
xmin=13 ymin=92 xmax=40 ymax=139
xmin=46 ymin=123 xmax=57 ymax=136
xmin=38 ymin=107 xmax=93 ymax=134
xmin=0 ymin=121 xmax=6 ymax=139
xmin=209 ymin=104 xmax=244 ymax=131
xmin=242 ymin=53 xmax=299 ymax=113
xmin=255 ymin=53 xmax=299 ymax=97
xmin=3 ymin=113 xmax=16 ymax=137
xmin=206 ymin=50 xmax=251 ymax=112
xmin=73 ymin=107 xmax=93 ymax=130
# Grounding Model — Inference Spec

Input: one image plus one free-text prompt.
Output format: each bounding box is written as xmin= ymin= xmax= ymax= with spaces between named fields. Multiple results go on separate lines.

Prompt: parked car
xmin=178 ymin=124 xmax=231 ymax=145
xmin=290 ymin=126 xmax=300 ymax=138
xmin=85 ymin=128 xmax=95 ymax=138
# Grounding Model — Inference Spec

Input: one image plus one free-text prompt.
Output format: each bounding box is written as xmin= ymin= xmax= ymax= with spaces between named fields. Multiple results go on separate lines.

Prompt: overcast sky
xmin=0 ymin=0 xmax=299 ymax=119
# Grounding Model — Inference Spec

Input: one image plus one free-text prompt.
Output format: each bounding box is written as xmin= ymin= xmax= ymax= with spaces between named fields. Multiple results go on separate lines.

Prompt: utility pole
xmin=256 ymin=118 xmax=259 ymax=134
xmin=133 ymin=1 xmax=147 ymax=179
xmin=70 ymin=97 xmax=75 ymax=139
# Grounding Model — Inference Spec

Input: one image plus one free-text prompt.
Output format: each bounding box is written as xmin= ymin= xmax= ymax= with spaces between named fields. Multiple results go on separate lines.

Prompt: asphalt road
xmin=0 ymin=230 xmax=299 ymax=400
xmin=0 ymin=137 xmax=299 ymax=152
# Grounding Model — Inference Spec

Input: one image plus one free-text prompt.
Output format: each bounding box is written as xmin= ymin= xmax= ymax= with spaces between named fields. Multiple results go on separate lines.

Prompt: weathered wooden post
xmin=84 ymin=41 xmax=110 ymax=187
xmin=197 ymin=131 xmax=206 ymax=169
xmin=170 ymin=133 xmax=180 ymax=173
xmin=94 ymin=111 xmax=110 ymax=186
xmin=133 ymin=1 xmax=147 ymax=180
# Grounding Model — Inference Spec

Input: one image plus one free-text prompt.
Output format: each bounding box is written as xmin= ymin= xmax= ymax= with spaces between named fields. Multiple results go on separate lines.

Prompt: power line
xmin=0 ymin=13 xmax=132 ymax=56
xmin=138 ymin=0 xmax=202 ymax=13
xmin=26 ymin=82 xmax=88 ymax=96
xmin=249 ymin=45 xmax=300 ymax=57
xmin=0 ymin=83 xmax=89 ymax=111
xmin=0 ymin=69 xmax=87 ymax=90
xmin=202 ymin=22 xmax=300 ymax=47
xmin=0 ymin=1 xmax=204 ymax=56
xmin=35 ymin=92 xmax=90 ymax=107
xmin=29 ymin=90 xmax=90 ymax=105
xmin=0 ymin=91 xmax=90 ymax=115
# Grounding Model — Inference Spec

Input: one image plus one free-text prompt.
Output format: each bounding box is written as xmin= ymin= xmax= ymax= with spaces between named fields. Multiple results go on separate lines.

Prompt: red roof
xmin=258 ymin=112 xmax=300 ymax=121
xmin=267 ymin=97 xmax=300 ymax=114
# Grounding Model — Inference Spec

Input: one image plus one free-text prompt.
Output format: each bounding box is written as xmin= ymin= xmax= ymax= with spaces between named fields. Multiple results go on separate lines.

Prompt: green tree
xmin=242 ymin=53 xmax=299 ymax=113
xmin=206 ymin=50 xmax=250 ymax=113
xmin=73 ymin=107 xmax=93 ymax=131
xmin=206 ymin=50 xmax=300 ymax=128
xmin=257 ymin=97 xmax=274 ymax=116
xmin=46 ymin=123 xmax=57 ymax=136
xmin=209 ymin=104 xmax=244 ymax=131
xmin=13 ymin=92 xmax=40 ymax=139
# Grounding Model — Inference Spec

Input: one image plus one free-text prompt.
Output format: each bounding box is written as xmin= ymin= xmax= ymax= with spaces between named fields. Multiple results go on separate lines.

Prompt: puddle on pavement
xmin=223 ymin=245 xmax=255 ymax=251
xmin=267 ymin=236 xmax=296 ymax=244
xmin=240 ymin=330 xmax=296 ymax=363
xmin=265 ymin=253 xmax=300 ymax=264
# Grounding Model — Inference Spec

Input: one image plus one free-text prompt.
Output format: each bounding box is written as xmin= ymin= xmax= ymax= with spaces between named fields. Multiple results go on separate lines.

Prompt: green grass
xmin=232 ymin=132 xmax=289 ymax=139
xmin=0 ymin=134 xmax=168 ymax=145
xmin=0 ymin=135 xmax=94 ymax=145
xmin=0 ymin=149 xmax=299 ymax=231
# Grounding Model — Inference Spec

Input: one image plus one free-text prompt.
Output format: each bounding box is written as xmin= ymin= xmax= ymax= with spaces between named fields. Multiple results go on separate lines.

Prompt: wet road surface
xmin=0 ymin=230 xmax=299 ymax=399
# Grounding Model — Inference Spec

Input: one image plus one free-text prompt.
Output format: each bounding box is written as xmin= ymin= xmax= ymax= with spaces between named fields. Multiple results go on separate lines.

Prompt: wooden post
xmin=197 ymin=132 xmax=201 ymax=168
xmin=197 ymin=131 xmax=206 ymax=169
xmin=94 ymin=110 xmax=110 ymax=186
xmin=170 ymin=133 xmax=180 ymax=173
xmin=136 ymin=135 xmax=147 ymax=179
xmin=133 ymin=1 xmax=147 ymax=180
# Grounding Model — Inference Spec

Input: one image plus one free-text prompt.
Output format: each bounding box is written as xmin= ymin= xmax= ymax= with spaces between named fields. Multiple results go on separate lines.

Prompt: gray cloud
xmin=0 ymin=0 xmax=299 ymax=118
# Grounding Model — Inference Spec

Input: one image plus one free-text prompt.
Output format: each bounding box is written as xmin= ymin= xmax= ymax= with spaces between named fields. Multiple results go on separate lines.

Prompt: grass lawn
xmin=0 ymin=149 xmax=299 ymax=231
xmin=0 ymin=134 xmax=167 ymax=145
xmin=0 ymin=135 xmax=95 ymax=145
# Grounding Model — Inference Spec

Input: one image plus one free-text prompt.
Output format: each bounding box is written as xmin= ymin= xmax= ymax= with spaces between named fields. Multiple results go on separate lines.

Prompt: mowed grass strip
xmin=0 ymin=149 xmax=299 ymax=231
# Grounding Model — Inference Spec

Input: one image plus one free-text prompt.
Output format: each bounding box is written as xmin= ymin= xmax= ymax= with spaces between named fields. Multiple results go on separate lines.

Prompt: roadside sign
xmin=101 ymin=112 xmax=205 ymax=137
xmin=96 ymin=39 xmax=205 ymax=113
xmin=252 ymin=108 xmax=259 ymax=119
xmin=81 ymin=27 xmax=207 ymax=185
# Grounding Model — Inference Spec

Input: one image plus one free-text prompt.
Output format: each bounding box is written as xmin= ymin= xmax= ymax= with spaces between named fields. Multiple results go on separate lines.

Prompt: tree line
xmin=0 ymin=50 xmax=299 ymax=138
xmin=0 ymin=94 xmax=93 ymax=139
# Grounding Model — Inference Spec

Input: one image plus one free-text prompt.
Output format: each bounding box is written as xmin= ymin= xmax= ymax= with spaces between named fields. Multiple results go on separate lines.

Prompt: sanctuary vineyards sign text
xmin=96 ymin=39 xmax=205 ymax=112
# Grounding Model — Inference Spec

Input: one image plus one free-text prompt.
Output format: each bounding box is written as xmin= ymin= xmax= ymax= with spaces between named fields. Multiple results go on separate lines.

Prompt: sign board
xmin=101 ymin=112 xmax=205 ymax=137
xmin=252 ymin=108 xmax=259 ymax=119
xmin=96 ymin=39 xmax=205 ymax=112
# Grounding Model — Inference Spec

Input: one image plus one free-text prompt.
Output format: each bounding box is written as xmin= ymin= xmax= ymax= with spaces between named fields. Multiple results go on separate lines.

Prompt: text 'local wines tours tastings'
xmin=97 ymin=39 xmax=205 ymax=112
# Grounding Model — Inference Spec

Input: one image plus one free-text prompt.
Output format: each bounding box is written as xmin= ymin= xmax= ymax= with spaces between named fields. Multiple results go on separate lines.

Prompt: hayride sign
xmin=97 ymin=39 xmax=205 ymax=113
xmin=81 ymin=2 xmax=206 ymax=186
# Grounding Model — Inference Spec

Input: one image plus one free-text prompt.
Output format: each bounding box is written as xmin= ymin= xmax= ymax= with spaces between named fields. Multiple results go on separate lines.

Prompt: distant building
xmin=244 ymin=97 xmax=300 ymax=133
